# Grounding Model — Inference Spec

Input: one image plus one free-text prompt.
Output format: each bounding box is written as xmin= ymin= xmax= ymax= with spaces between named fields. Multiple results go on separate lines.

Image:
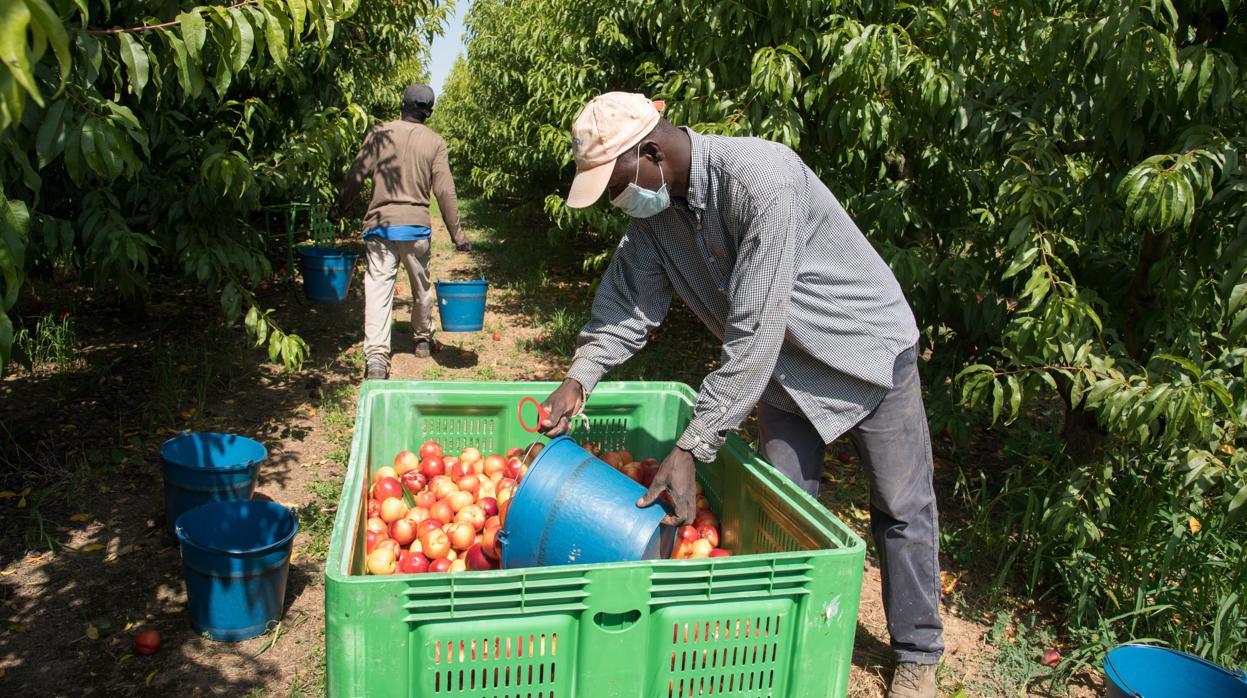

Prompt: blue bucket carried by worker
xmin=435 ymin=279 xmax=488 ymax=331
xmin=499 ymin=436 xmax=673 ymax=568
xmin=176 ymin=500 xmax=299 ymax=642
xmin=298 ymin=246 xmax=359 ymax=304
xmin=1104 ymin=644 xmax=1247 ymax=698
xmin=161 ymin=432 xmax=265 ymax=534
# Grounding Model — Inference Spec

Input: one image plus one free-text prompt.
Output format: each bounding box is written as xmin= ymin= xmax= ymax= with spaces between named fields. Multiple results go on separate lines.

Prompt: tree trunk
xmin=1058 ymin=373 xmax=1106 ymax=463
xmin=1124 ymin=227 xmax=1170 ymax=360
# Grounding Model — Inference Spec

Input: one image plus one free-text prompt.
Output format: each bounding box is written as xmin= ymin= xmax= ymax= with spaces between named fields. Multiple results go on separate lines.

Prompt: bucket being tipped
xmin=499 ymin=436 xmax=673 ymax=568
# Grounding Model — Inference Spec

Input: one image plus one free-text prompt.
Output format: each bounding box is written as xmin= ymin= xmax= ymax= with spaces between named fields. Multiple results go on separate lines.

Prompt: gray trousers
xmin=363 ymin=237 xmax=434 ymax=364
xmin=756 ymin=345 xmax=944 ymax=664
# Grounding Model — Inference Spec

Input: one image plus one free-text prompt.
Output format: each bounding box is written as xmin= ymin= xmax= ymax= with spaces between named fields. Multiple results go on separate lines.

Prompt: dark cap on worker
xmin=402 ymin=83 xmax=435 ymax=109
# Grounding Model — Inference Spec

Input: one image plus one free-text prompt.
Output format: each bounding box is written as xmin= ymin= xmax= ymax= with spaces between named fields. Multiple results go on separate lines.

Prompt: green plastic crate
xmin=325 ymin=381 xmax=865 ymax=698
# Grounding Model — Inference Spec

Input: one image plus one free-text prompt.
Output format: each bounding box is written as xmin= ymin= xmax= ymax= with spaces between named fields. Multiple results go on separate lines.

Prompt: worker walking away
xmin=330 ymin=83 xmax=470 ymax=379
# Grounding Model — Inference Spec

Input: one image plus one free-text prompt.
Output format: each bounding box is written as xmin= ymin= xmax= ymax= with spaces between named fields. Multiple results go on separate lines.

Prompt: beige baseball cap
xmin=566 ymin=92 xmax=666 ymax=208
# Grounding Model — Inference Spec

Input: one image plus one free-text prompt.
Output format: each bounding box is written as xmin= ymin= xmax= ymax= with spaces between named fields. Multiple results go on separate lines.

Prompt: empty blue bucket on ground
xmin=161 ymin=432 xmax=265 ymax=534
xmin=499 ymin=436 xmax=673 ymax=568
xmin=298 ymin=246 xmax=358 ymax=304
xmin=1104 ymin=644 xmax=1247 ymax=697
xmin=176 ymin=500 xmax=299 ymax=641
xmin=435 ymin=279 xmax=488 ymax=331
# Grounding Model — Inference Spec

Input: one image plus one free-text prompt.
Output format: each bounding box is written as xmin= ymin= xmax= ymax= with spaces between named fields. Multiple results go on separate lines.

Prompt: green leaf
xmin=1155 ymin=353 xmax=1201 ymax=377
xmin=287 ymin=0 xmax=307 ymax=39
xmin=1002 ymin=246 xmax=1038 ymax=280
xmin=0 ymin=311 xmax=12 ymax=372
xmin=0 ymin=1 xmax=38 ymax=106
xmin=991 ymin=379 xmax=1003 ymax=424
xmin=230 ymin=9 xmax=256 ymax=74
xmin=179 ymin=11 xmax=207 ymax=62
xmin=1229 ymin=484 xmax=1247 ymax=518
xmin=263 ymin=7 xmax=287 ymax=64
xmin=35 ymin=98 xmax=67 ymax=167
xmin=117 ymin=33 xmax=150 ymax=98
xmin=24 ymin=0 xmax=72 ymax=86
xmin=165 ymin=33 xmax=202 ymax=98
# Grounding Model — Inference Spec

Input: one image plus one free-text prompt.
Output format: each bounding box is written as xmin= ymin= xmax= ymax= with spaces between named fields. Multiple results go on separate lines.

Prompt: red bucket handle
xmin=517 ymin=397 xmax=549 ymax=434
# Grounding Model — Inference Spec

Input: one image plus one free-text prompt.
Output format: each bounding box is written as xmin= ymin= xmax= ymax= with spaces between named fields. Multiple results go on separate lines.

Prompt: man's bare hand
xmin=637 ymin=447 xmax=697 ymax=526
xmin=539 ymin=378 xmax=585 ymax=437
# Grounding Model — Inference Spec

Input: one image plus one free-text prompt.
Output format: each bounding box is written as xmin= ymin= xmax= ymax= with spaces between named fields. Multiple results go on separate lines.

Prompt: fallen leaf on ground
xmin=86 ymin=624 xmax=99 ymax=640
xmin=1189 ymin=516 xmax=1201 ymax=534
xmin=145 ymin=670 xmax=157 ymax=686
xmin=940 ymin=571 xmax=958 ymax=594
xmin=81 ymin=544 xmax=105 ymax=553
xmin=70 ymin=513 xmax=91 ymax=522
xmin=105 ymin=544 xmax=142 ymax=561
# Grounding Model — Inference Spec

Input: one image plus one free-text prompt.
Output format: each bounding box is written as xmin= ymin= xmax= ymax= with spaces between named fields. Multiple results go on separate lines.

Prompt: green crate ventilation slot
xmin=663 ymin=614 xmax=786 ymax=697
xmin=755 ymin=512 xmax=799 ymax=554
xmin=403 ymin=574 xmax=590 ymax=621
xmin=568 ymin=417 xmax=629 ymax=451
xmin=430 ymin=633 xmax=560 ymax=697
xmin=421 ymin=416 xmax=498 ymax=454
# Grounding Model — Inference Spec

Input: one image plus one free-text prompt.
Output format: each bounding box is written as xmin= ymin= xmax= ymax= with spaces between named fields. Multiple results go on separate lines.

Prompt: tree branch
xmin=85 ymin=2 xmax=257 ymax=35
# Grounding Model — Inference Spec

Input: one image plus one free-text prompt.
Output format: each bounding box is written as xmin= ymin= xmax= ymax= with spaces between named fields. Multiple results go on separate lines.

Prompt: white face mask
xmin=609 ymin=147 xmax=671 ymax=218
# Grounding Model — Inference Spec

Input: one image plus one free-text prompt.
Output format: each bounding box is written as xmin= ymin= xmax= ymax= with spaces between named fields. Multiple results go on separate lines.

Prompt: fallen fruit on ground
xmin=133 ymin=628 xmax=161 ymax=656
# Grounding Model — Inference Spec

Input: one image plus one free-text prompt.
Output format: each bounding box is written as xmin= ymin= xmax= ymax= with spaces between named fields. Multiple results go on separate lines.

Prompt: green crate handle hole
xmin=593 ymin=609 xmax=641 ymax=633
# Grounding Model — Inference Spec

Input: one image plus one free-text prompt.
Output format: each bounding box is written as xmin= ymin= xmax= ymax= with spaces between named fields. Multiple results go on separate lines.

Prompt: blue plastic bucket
xmin=176 ymin=500 xmax=299 ymax=641
xmin=161 ymin=433 xmax=265 ymax=535
xmin=1104 ymin=644 xmax=1247 ymax=698
xmin=435 ymin=279 xmax=488 ymax=331
xmin=298 ymin=246 xmax=359 ymax=304
xmin=499 ymin=436 xmax=673 ymax=568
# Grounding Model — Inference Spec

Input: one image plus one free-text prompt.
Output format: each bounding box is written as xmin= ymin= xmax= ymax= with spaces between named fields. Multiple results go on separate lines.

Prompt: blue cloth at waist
xmin=364 ymin=225 xmax=431 ymax=241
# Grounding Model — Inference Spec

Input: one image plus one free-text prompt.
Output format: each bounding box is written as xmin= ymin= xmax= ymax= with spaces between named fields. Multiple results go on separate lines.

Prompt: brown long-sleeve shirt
xmin=335 ymin=118 xmax=467 ymax=245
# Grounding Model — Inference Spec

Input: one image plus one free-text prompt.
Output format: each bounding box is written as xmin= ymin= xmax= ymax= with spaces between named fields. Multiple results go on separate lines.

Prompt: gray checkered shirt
xmin=566 ymin=128 xmax=919 ymax=462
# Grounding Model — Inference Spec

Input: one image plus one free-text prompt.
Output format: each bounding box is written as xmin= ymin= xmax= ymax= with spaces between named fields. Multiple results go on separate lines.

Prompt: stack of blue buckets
xmin=161 ymin=432 xmax=298 ymax=642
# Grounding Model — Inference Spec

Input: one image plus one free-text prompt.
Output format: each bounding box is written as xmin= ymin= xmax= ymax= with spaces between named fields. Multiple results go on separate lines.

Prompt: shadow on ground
xmin=0 ymin=276 xmax=360 ymax=695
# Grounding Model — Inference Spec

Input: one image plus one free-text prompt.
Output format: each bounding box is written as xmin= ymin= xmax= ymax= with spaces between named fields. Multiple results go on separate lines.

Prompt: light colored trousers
xmin=363 ymin=237 xmax=434 ymax=364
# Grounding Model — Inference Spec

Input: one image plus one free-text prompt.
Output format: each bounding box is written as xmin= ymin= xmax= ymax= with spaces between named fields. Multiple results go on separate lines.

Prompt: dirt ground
xmin=0 ymin=203 xmax=1101 ymax=697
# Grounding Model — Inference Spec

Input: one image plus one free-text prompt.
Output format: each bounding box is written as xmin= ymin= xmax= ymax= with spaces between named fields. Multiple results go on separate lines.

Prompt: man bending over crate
xmin=329 ymin=83 xmax=472 ymax=380
xmin=537 ymin=93 xmax=943 ymax=698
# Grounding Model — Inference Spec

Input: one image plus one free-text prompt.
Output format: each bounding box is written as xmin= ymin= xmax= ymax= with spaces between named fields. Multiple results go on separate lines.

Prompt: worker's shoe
xmin=888 ymin=662 xmax=937 ymax=698
xmin=364 ymin=359 xmax=388 ymax=380
xmin=414 ymin=339 xmax=432 ymax=358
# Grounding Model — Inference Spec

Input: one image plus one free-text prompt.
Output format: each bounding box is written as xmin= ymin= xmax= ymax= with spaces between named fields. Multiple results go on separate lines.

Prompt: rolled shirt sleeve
xmin=676 ymin=186 xmax=799 ymax=462
xmin=565 ymin=220 xmax=673 ymax=394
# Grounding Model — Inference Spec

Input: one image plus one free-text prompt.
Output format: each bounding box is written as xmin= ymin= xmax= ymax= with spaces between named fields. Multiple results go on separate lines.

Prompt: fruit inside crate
xmin=357 ymin=430 xmax=739 ymax=576
xmin=326 ymin=381 xmax=866 ymax=698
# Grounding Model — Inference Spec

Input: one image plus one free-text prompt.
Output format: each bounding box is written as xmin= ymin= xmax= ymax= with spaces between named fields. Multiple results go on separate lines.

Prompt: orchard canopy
xmin=435 ymin=0 xmax=1247 ymax=664
xmin=0 ymin=0 xmax=451 ymax=370
xmin=3 ymin=0 xmax=1246 ymax=668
